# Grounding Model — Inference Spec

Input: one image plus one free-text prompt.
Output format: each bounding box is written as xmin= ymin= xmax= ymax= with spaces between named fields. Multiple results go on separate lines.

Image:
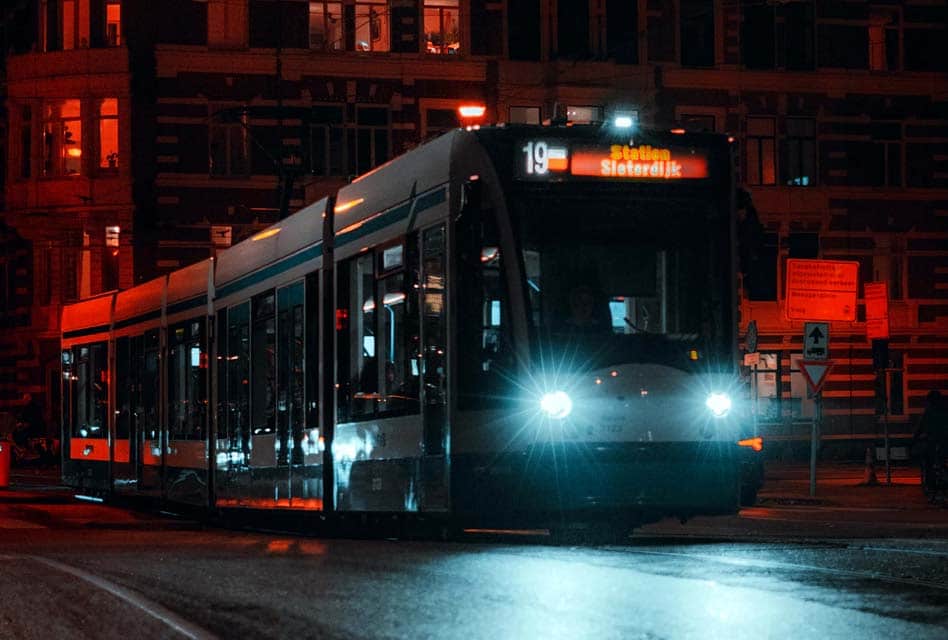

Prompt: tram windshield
xmin=510 ymin=188 xmax=732 ymax=371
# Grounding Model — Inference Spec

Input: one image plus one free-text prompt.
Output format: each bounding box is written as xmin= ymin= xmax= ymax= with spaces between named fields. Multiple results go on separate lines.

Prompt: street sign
xmin=804 ymin=322 xmax=829 ymax=360
xmin=743 ymin=352 xmax=760 ymax=366
xmin=746 ymin=320 xmax=758 ymax=353
xmin=865 ymin=281 xmax=890 ymax=340
xmin=785 ymin=259 xmax=859 ymax=321
xmin=800 ymin=360 xmax=834 ymax=394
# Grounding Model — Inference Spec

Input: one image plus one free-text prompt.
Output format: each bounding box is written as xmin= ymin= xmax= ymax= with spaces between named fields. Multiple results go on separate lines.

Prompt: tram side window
xmin=71 ymin=342 xmax=108 ymax=438
xmin=115 ymin=336 xmax=131 ymax=440
xmin=227 ymin=302 xmax=251 ymax=453
xmin=252 ymin=291 xmax=276 ymax=437
xmin=304 ymin=273 xmax=319 ymax=433
xmin=61 ymin=350 xmax=74 ymax=436
xmin=277 ymin=282 xmax=305 ymax=465
xmin=140 ymin=330 xmax=160 ymax=442
xmin=458 ymin=205 xmax=512 ymax=409
xmin=168 ymin=320 xmax=207 ymax=441
xmin=216 ymin=308 xmax=228 ymax=440
xmin=338 ymin=241 xmax=420 ymax=422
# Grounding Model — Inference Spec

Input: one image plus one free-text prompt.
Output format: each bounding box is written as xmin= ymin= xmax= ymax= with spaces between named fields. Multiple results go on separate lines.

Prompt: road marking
xmin=21 ymin=555 xmax=218 ymax=640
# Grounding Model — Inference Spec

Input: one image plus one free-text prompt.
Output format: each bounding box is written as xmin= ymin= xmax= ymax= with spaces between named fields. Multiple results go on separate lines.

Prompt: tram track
xmin=0 ymin=554 xmax=217 ymax=640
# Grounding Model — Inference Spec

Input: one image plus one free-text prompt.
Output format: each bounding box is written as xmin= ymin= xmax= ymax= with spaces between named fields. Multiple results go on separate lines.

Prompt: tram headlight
xmin=705 ymin=392 xmax=732 ymax=418
xmin=540 ymin=390 xmax=573 ymax=420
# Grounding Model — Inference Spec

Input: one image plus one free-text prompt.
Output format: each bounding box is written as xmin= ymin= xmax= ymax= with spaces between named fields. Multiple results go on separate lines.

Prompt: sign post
xmin=866 ymin=282 xmax=892 ymax=484
xmin=746 ymin=320 xmax=759 ymax=435
xmin=800 ymin=360 xmax=834 ymax=497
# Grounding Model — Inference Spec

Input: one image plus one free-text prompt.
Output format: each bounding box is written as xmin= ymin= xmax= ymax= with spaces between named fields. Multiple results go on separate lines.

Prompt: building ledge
xmin=7 ymin=48 xmax=129 ymax=82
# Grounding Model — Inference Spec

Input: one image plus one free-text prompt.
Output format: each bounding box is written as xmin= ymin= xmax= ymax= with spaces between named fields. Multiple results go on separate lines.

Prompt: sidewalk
xmin=757 ymin=462 xmax=933 ymax=511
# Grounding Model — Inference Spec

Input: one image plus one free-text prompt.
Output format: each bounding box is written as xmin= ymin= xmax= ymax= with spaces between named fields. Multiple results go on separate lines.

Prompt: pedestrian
xmin=914 ymin=390 xmax=948 ymax=492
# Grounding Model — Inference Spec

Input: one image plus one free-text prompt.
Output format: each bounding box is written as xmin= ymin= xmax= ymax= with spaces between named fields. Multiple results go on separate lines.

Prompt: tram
xmin=61 ymin=124 xmax=753 ymax=537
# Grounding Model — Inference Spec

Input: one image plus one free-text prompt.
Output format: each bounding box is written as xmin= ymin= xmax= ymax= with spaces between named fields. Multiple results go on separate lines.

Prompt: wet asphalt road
xmin=1 ymin=492 xmax=947 ymax=639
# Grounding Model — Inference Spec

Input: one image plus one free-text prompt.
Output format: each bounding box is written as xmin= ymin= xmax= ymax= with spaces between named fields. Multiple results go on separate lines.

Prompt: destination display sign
xmin=516 ymin=140 xmax=710 ymax=181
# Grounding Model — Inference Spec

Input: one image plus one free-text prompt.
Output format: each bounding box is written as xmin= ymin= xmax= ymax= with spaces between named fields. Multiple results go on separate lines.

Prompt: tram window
xmin=61 ymin=350 xmax=74 ymax=437
xmin=141 ymin=330 xmax=160 ymax=441
xmin=227 ymin=302 xmax=251 ymax=453
xmin=378 ymin=266 xmax=420 ymax=416
xmin=252 ymin=291 xmax=276 ymax=437
xmin=216 ymin=308 xmax=228 ymax=440
xmin=72 ymin=342 xmax=108 ymax=438
xmin=339 ymin=242 xmax=421 ymax=421
xmin=422 ymin=225 xmax=447 ymax=455
xmin=304 ymin=273 xmax=319 ymax=433
xmin=344 ymin=252 xmax=377 ymax=419
xmin=115 ymin=336 xmax=131 ymax=440
xmin=168 ymin=319 xmax=207 ymax=441
xmin=277 ymin=282 xmax=305 ymax=465
xmin=458 ymin=207 xmax=512 ymax=409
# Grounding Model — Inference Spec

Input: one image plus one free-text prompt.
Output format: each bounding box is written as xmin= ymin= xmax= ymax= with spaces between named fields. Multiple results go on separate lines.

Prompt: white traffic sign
xmin=800 ymin=360 xmax=834 ymax=395
xmin=743 ymin=352 xmax=760 ymax=366
xmin=804 ymin=322 xmax=829 ymax=360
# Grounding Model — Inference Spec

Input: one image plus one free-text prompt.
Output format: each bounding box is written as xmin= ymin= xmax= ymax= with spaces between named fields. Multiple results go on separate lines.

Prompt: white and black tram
xmin=61 ymin=125 xmax=754 ymax=536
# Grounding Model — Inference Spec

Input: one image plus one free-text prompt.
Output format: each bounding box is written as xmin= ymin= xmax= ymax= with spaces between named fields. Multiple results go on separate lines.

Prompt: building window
xmin=784 ymin=118 xmax=816 ymax=186
xmin=43 ymin=99 xmax=82 ymax=177
xmin=20 ymin=106 xmax=32 ymax=179
xmin=557 ymin=0 xmax=590 ymax=58
xmin=680 ymin=0 xmax=714 ymax=67
xmin=351 ymin=106 xmax=389 ymax=175
xmin=424 ymin=0 xmax=460 ymax=54
xmin=566 ymin=105 xmax=603 ymax=125
xmin=355 ymin=0 xmax=389 ymax=52
xmin=308 ymin=105 xmax=345 ymax=176
xmin=745 ymin=117 xmax=776 ymax=186
xmin=310 ymin=1 xmax=342 ymax=51
xmin=61 ymin=0 xmax=91 ymax=49
xmin=606 ymin=0 xmax=637 ymax=63
xmin=509 ymin=106 xmax=541 ymax=125
xmin=209 ymin=105 xmax=250 ymax=176
xmin=106 ymin=0 xmax=121 ymax=46
xmin=869 ymin=6 xmax=899 ymax=72
xmin=741 ymin=1 xmax=814 ymax=70
xmin=97 ymin=98 xmax=119 ymax=173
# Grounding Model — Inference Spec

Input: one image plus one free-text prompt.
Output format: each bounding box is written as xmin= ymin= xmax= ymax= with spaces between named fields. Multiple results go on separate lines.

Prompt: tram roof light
xmin=458 ymin=104 xmax=486 ymax=119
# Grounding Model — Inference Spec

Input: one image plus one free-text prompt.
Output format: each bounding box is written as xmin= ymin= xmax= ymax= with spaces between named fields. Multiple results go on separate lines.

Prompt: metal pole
xmin=810 ymin=392 xmax=820 ymax=497
xmin=884 ymin=396 xmax=891 ymax=485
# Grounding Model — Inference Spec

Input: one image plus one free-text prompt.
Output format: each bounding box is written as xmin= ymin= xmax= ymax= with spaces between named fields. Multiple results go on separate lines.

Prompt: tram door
xmin=420 ymin=225 xmax=449 ymax=510
xmin=139 ymin=329 xmax=163 ymax=496
xmin=112 ymin=336 xmax=140 ymax=493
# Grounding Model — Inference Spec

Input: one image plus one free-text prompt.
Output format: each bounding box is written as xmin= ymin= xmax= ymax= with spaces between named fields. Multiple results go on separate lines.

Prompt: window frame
xmin=208 ymin=104 xmax=251 ymax=177
xmin=745 ymin=116 xmax=777 ymax=187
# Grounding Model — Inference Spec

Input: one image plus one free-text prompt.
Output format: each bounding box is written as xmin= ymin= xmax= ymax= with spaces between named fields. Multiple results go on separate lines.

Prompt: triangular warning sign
xmin=800 ymin=360 xmax=834 ymax=394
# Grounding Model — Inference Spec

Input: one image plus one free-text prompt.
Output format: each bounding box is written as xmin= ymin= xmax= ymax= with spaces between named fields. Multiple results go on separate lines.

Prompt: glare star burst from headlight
xmin=705 ymin=392 xmax=732 ymax=418
xmin=540 ymin=391 xmax=573 ymax=420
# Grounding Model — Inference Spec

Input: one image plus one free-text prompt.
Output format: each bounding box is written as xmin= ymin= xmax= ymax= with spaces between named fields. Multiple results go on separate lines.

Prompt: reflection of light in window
xmin=609 ymin=300 xmax=626 ymax=329
xmin=491 ymin=300 xmax=501 ymax=326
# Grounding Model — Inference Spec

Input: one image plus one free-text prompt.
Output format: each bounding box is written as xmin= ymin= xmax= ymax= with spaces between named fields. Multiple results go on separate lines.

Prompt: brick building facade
xmin=1 ymin=0 xmax=946 ymax=453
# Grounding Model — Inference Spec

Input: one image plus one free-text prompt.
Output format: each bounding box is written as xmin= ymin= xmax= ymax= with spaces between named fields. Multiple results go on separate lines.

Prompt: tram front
xmin=452 ymin=127 xmax=745 ymax=530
